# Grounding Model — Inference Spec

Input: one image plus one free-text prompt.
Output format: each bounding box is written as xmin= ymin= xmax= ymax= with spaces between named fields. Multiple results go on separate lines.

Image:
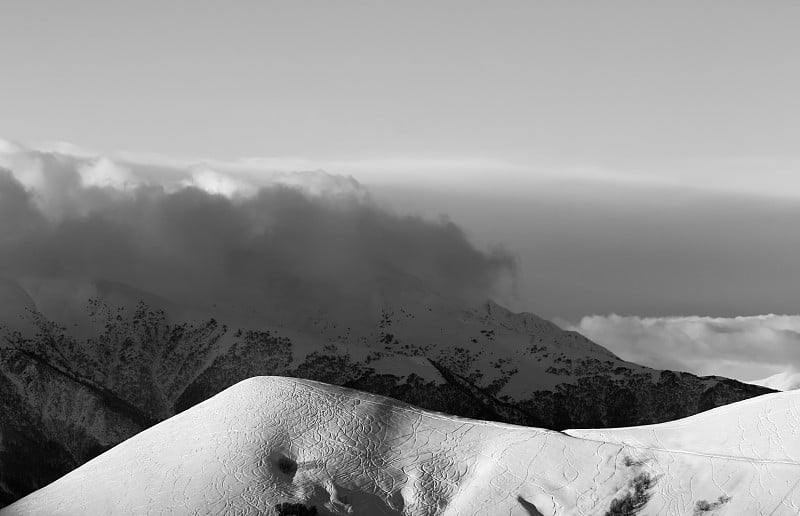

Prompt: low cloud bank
xmin=569 ymin=314 xmax=800 ymax=382
xmin=0 ymin=140 xmax=515 ymax=323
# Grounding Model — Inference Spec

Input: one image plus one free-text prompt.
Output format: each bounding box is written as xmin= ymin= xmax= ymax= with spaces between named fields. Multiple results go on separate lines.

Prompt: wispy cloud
xmin=580 ymin=156 xmax=800 ymax=200
xmin=7 ymin=138 xmax=800 ymax=200
xmin=567 ymin=314 xmax=800 ymax=382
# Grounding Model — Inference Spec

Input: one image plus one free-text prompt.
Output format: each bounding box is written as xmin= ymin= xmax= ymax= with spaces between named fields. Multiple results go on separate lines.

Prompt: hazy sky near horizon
xmin=2 ymin=1 xmax=800 ymax=381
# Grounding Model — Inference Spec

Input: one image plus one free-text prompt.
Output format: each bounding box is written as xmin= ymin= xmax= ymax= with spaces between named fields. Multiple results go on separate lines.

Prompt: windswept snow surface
xmin=3 ymin=377 xmax=798 ymax=516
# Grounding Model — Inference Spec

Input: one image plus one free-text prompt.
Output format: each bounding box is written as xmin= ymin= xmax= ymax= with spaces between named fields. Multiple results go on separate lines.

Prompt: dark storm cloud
xmin=371 ymin=180 xmax=800 ymax=321
xmin=0 ymin=144 xmax=515 ymax=322
xmin=0 ymin=169 xmax=44 ymax=239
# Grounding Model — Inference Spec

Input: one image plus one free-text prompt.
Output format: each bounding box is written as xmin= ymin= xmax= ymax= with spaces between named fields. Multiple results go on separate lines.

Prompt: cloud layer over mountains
xmin=3 ymin=139 xmax=797 ymax=386
xmin=0 ymin=140 xmax=514 ymax=321
xmin=571 ymin=314 xmax=800 ymax=382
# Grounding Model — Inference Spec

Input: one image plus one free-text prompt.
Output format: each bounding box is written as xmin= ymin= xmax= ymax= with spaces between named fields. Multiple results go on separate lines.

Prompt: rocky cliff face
xmin=0 ymin=291 xmax=772 ymax=505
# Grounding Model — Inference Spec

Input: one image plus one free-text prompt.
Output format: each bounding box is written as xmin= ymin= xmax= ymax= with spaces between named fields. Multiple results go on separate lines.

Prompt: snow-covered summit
xmin=3 ymin=376 xmax=798 ymax=516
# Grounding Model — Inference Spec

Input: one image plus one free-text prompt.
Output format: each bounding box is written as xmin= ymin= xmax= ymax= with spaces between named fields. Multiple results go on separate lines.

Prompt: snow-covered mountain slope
xmin=749 ymin=371 xmax=800 ymax=392
xmin=567 ymin=388 xmax=800 ymax=464
xmin=3 ymin=377 xmax=798 ymax=516
xmin=0 ymin=277 xmax=771 ymax=505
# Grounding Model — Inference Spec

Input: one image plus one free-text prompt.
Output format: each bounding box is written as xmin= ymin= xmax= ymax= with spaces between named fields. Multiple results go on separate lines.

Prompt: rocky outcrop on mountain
xmin=0 ymin=289 xmax=773 ymax=505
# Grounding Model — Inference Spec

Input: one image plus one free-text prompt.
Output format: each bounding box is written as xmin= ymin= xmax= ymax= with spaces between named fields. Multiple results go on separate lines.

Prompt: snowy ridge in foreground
xmin=3 ymin=377 xmax=799 ymax=515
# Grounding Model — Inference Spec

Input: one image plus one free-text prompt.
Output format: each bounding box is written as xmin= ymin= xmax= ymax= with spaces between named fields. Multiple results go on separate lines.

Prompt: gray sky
xmin=1 ymin=1 xmax=798 ymax=164
xmin=2 ymin=2 xmax=800 ymax=380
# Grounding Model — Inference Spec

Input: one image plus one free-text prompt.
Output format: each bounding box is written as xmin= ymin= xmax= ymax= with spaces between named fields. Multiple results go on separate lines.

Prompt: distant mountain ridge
xmin=0 ymin=278 xmax=772 ymax=505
